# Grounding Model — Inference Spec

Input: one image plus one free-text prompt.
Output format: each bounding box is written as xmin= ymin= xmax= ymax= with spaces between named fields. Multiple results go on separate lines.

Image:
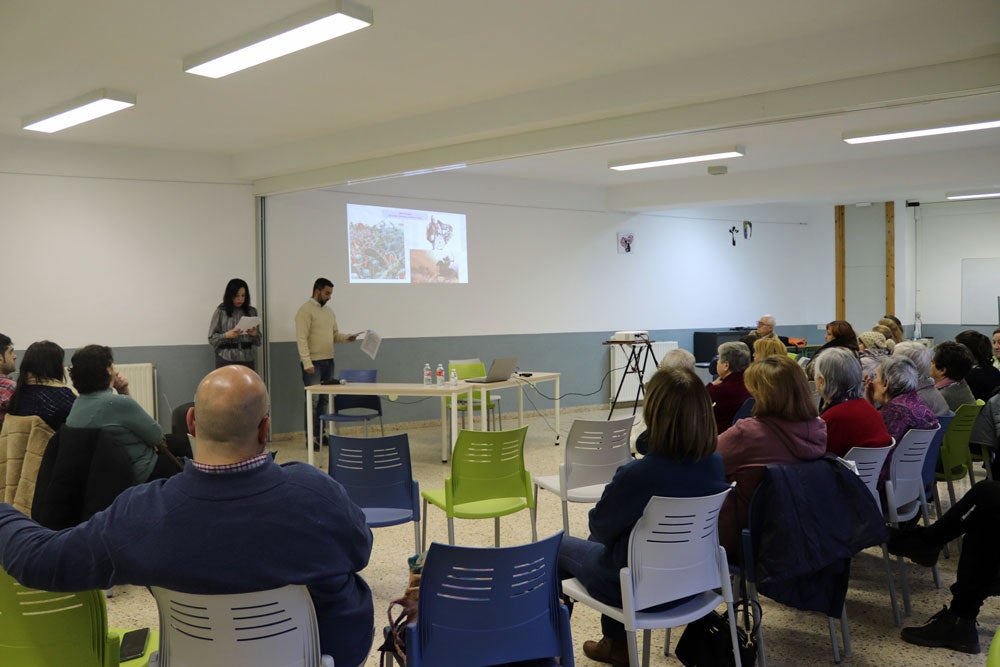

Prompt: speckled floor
xmin=106 ymin=405 xmax=998 ymax=666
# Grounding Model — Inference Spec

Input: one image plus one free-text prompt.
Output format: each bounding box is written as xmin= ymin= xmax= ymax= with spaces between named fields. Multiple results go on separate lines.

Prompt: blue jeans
xmin=558 ymin=535 xmax=625 ymax=639
xmin=302 ymin=358 xmax=336 ymax=439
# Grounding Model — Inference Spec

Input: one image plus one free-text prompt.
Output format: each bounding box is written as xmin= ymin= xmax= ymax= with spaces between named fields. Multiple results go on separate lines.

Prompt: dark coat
xmin=31 ymin=426 xmax=136 ymax=530
xmin=746 ymin=457 xmax=887 ymax=617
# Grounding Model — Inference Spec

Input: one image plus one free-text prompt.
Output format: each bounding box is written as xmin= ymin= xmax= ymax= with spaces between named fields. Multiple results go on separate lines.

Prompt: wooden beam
xmin=885 ymin=201 xmax=895 ymax=316
xmin=835 ymin=205 xmax=845 ymax=320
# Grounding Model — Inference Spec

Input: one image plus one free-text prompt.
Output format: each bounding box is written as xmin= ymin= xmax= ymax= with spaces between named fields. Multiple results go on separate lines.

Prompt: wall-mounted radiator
xmin=115 ymin=363 xmax=158 ymax=420
xmin=609 ymin=341 xmax=678 ymax=402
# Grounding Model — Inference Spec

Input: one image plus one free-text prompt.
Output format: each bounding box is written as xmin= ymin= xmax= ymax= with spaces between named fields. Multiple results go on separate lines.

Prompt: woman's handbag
xmin=378 ymin=554 xmax=424 ymax=666
xmin=675 ymin=598 xmax=758 ymax=666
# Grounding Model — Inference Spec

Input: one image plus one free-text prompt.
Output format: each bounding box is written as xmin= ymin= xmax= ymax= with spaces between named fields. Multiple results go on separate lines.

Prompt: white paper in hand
xmin=360 ymin=329 xmax=381 ymax=360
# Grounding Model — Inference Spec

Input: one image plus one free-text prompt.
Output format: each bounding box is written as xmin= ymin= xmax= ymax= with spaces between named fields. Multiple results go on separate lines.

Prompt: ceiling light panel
xmin=946 ymin=189 xmax=1000 ymax=201
xmin=843 ymin=118 xmax=1000 ymax=144
xmin=610 ymin=146 xmax=745 ymax=171
xmin=22 ymin=89 xmax=136 ymax=133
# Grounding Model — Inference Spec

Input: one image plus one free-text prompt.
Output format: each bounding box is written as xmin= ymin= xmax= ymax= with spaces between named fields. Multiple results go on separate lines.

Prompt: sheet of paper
xmin=235 ymin=316 xmax=260 ymax=332
xmin=360 ymin=329 xmax=381 ymax=360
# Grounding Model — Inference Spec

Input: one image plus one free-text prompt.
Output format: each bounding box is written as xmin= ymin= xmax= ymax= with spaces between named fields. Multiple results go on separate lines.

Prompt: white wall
xmin=915 ymin=199 xmax=1000 ymax=324
xmin=264 ymin=173 xmax=835 ymax=340
xmin=843 ymin=203 xmax=887 ymax=328
xmin=1 ymin=145 xmax=254 ymax=348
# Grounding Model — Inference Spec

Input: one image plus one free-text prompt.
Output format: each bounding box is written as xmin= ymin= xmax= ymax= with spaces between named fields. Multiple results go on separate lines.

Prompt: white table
xmin=304 ymin=371 xmax=560 ymax=464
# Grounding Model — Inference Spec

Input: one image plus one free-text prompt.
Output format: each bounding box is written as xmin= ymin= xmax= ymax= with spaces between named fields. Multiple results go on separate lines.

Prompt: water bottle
xmin=436 ymin=364 xmax=445 ymax=385
xmin=423 ymin=363 xmax=432 ymax=385
xmin=450 ymin=368 xmax=458 ymax=386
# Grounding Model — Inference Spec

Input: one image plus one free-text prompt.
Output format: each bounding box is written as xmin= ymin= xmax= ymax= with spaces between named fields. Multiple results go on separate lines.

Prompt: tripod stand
xmin=604 ymin=338 xmax=659 ymax=418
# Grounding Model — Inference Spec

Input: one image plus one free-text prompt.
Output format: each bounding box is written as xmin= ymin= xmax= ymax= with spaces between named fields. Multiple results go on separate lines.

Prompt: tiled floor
xmin=106 ymin=406 xmax=997 ymax=666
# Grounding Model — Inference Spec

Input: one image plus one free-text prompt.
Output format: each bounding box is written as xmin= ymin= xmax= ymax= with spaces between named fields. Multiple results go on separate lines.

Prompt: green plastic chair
xmin=0 ymin=568 xmax=156 ymax=666
xmin=989 ymin=625 xmax=1000 ymax=667
xmin=447 ymin=361 xmax=502 ymax=431
xmin=936 ymin=402 xmax=983 ymax=505
xmin=421 ymin=426 xmax=532 ymax=549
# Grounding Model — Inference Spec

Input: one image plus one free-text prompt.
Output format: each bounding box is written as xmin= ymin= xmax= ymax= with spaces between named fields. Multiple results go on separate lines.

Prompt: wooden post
xmin=835 ymin=205 xmax=845 ymax=320
xmin=885 ymin=201 xmax=895 ymax=316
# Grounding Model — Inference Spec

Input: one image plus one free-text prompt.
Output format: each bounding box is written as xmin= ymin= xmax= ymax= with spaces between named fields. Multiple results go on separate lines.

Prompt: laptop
xmin=465 ymin=357 xmax=518 ymax=383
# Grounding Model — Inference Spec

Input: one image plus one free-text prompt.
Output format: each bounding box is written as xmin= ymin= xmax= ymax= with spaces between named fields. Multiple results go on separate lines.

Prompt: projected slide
xmin=347 ymin=204 xmax=468 ymax=284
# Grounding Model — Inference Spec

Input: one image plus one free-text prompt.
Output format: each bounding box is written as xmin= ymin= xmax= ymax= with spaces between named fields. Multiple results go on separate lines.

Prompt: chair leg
xmin=421 ymin=499 xmax=428 ymax=552
xmin=840 ymin=604 xmax=852 ymax=658
xmin=363 ymin=420 xmax=368 ymax=437
xmin=919 ymin=498 xmax=944 ymax=588
xmin=947 ymin=478 xmax=957 ymax=506
xmin=641 ymin=629 xmax=651 ymax=667
xmin=664 ymin=628 xmax=671 ymax=657
xmin=561 ymin=500 xmax=570 ymax=536
xmin=748 ymin=582 xmax=767 ymax=667
xmin=447 ymin=517 xmax=455 ymax=545
xmin=412 ymin=520 xmax=421 ymax=555
xmin=625 ymin=630 xmax=640 ymax=667
xmin=530 ymin=485 xmax=539 ymax=542
xmin=494 ymin=516 xmax=500 ymax=547
xmin=378 ymin=415 xmax=385 ymax=437
xmin=724 ymin=600 xmax=741 ymax=666
xmin=898 ymin=555 xmax=912 ymax=616
xmin=827 ymin=616 xmax=841 ymax=664
xmin=881 ymin=544 xmax=902 ymax=626
xmin=932 ymin=484 xmax=950 ymax=558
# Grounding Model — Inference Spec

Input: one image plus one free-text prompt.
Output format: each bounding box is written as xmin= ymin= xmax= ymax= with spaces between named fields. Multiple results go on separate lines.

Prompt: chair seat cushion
xmin=533 ymin=475 xmax=607 ymax=502
xmin=319 ymin=412 xmax=377 ymax=422
xmin=562 ymin=577 xmax=725 ymax=629
xmin=362 ymin=507 xmax=415 ymax=527
xmin=422 ymin=489 xmax=528 ymax=519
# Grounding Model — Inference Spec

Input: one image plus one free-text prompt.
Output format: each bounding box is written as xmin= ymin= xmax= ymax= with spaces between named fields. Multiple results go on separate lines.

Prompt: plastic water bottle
xmin=436 ymin=364 xmax=445 ymax=385
xmin=423 ymin=363 xmax=432 ymax=385
xmin=450 ymin=368 xmax=458 ymax=386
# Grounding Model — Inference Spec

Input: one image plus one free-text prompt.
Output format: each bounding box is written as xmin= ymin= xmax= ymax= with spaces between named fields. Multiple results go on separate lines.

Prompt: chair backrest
xmin=451 ymin=427 xmax=530 ymax=504
xmin=626 ymin=486 xmax=733 ymax=611
xmin=887 ymin=427 xmax=939 ymax=509
xmin=332 ymin=368 xmax=381 ymax=414
xmin=327 ymin=433 xmax=417 ymax=512
xmin=940 ymin=403 xmax=982 ymax=471
xmin=844 ymin=443 xmax=895 ymax=508
xmin=922 ymin=412 xmax=953 ymax=488
xmin=562 ymin=417 xmax=633 ymax=490
xmin=0 ymin=568 xmax=112 ymax=667
xmin=151 ymin=585 xmax=322 ymax=667
xmin=731 ymin=397 xmax=755 ymax=424
xmin=412 ymin=533 xmax=570 ymax=667
xmin=448 ymin=361 xmax=486 ymax=380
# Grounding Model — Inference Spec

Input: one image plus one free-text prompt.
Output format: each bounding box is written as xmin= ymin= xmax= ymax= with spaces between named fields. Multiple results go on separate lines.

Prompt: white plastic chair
xmin=149 ymin=585 xmax=333 ymax=667
xmin=529 ymin=416 xmax=633 ymax=539
xmin=882 ymin=427 xmax=941 ymax=617
xmin=843 ymin=443 xmax=902 ymax=626
xmin=562 ymin=486 xmax=740 ymax=667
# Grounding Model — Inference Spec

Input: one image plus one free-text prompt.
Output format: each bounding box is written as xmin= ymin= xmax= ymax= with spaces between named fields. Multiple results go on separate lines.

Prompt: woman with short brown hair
xmin=753 ymin=336 xmax=787 ymax=361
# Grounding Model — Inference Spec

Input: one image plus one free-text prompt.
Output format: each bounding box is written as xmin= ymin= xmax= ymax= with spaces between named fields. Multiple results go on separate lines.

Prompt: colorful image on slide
xmin=348 ymin=221 xmax=406 ymax=282
xmin=410 ymin=250 xmax=461 ymax=283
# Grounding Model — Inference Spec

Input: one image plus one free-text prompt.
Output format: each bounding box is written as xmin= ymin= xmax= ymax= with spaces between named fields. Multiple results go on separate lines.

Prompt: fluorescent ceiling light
xmin=609 ymin=146 xmax=745 ymax=171
xmin=946 ymin=189 xmax=1000 ymax=201
xmin=843 ymin=119 xmax=1000 ymax=144
xmin=184 ymin=0 xmax=373 ymax=78
xmin=22 ymin=89 xmax=135 ymax=133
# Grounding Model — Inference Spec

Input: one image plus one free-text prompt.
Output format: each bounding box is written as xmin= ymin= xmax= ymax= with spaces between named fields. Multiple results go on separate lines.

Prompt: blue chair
xmin=922 ymin=412 xmax=952 ymax=521
xmin=398 ymin=533 xmax=574 ymax=667
xmin=328 ymin=433 xmax=420 ymax=554
xmin=319 ymin=368 xmax=383 ymax=437
xmin=731 ymin=397 xmax=755 ymax=425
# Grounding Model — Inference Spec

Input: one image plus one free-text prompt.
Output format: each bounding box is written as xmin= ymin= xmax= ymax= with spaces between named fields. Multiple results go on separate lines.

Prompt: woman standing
xmin=208 ymin=279 xmax=261 ymax=370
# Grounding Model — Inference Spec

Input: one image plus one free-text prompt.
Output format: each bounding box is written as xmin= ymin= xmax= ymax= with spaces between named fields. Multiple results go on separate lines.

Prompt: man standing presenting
xmin=295 ymin=278 xmax=358 ymax=448
xmin=0 ymin=333 xmax=16 ymax=426
xmin=0 ymin=366 xmax=375 ymax=667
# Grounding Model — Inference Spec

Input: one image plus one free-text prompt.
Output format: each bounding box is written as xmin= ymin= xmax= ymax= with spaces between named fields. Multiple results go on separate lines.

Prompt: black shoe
xmin=901 ymin=606 xmax=980 ymax=654
xmin=888 ymin=526 xmax=942 ymax=567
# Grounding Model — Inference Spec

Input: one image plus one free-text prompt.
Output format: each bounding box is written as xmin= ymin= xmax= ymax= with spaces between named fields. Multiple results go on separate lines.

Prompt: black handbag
xmin=675 ymin=600 xmax=758 ymax=666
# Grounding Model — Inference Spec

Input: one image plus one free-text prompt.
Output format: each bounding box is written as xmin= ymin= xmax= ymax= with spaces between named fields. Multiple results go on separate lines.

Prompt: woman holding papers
xmin=208 ymin=278 xmax=261 ymax=370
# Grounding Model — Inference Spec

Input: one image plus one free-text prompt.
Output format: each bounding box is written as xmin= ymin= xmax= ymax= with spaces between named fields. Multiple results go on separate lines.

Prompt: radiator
xmin=609 ymin=341 xmax=678 ymax=402
xmin=113 ymin=363 xmax=158 ymax=420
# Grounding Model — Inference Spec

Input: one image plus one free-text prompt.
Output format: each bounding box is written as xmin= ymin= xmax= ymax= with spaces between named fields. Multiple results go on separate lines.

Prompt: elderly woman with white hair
xmin=893 ymin=341 xmax=951 ymax=417
xmin=869 ymin=356 xmax=939 ymax=479
xmin=814 ymin=347 xmax=892 ymax=457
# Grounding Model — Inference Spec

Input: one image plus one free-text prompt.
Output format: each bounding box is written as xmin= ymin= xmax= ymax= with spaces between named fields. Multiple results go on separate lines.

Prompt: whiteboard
xmin=961 ymin=258 xmax=1000 ymax=325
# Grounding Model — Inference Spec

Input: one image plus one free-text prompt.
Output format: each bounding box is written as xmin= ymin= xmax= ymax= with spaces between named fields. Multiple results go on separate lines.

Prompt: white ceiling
xmin=2 ymin=0 xmax=1000 ymax=208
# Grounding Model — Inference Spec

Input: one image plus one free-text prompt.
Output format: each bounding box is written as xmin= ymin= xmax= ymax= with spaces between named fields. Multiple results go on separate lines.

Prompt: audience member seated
xmin=717 ymin=355 xmax=827 ymax=555
xmin=706 ymin=341 xmax=752 ymax=435
xmin=893 ymin=341 xmax=952 ymax=417
xmin=657 ymin=347 xmax=696 ymax=372
xmin=66 ymin=345 xmax=191 ymax=483
xmin=806 ymin=319 xmax=859 ymax=379
xmin=868 ymin=356 xmax=939 ymax=479
xmin=4 ymin=341 xmax=75 ymax=431
xmin=0 ymin=333 xmax=15 ymax=427
xmin=890 ymin=480 xmax=1000 ymax=655
xmin=955 ymin=330 xmax=1000 ymax=401
xmin=858 ymin=330 xmax=892 ymax=381
xmin=753 ymin=336 xmax=787 ymax=361
xmin=930 ymin=341 xmax=977 ymax=411
xmin=814 ymin=347 xmax=892 ymax=457
xmin=993 ymin=328 xmax=1000 ymax=371
xmin=878 ymin=317 xmax=905 ymax=344
xmin=873 ymin=323 xmax=896 ymax=345
xmin=558 ymin=367 xmax=728 ymax=667
xmin=0 ymin=366 xmax=375 ymax=667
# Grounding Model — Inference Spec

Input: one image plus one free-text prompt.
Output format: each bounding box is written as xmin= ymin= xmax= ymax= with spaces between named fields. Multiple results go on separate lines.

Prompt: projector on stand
xmin=611 ymin=330 xmax=649 ymax=341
